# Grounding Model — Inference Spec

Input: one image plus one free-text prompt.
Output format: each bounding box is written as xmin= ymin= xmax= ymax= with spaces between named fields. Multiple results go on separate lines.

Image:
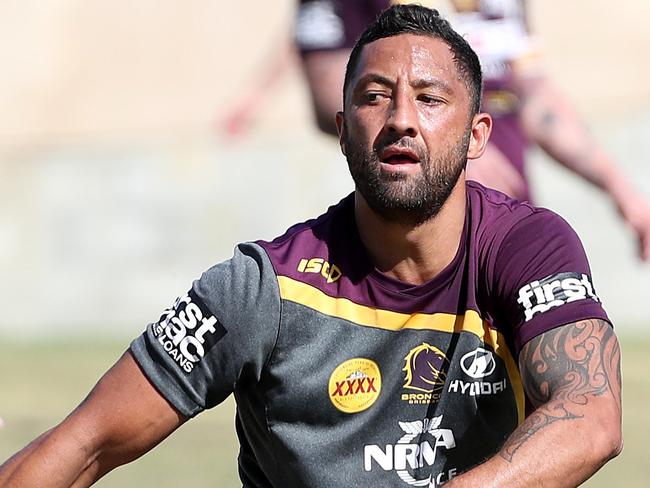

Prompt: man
xmin=291 ymin=0 xmax=650 ymax=258
xmin=1 ymin=5 xmax=621 ymax=487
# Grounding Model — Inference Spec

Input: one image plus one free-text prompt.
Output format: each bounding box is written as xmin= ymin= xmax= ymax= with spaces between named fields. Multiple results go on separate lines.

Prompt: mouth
xmin=379 ymin=147 xmax=421 ymax=167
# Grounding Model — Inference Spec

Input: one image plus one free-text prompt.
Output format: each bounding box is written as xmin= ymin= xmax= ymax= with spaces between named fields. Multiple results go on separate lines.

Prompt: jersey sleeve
xmin=491 ymin=209 xmax=610 ymax=354
xmin=129 ymin=242 xmax=281 ymax=417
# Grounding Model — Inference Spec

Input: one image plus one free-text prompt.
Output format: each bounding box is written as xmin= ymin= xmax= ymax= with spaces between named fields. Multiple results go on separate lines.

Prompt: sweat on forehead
xmin=355 ymin=34 xmax=459 ymax=77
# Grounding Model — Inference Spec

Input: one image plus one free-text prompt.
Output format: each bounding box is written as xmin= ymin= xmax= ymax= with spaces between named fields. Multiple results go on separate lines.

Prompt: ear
xmin=466 ymin=112 xmax=492 ymax=160
xmin=335 ymin=111 xmax=347 ymax=156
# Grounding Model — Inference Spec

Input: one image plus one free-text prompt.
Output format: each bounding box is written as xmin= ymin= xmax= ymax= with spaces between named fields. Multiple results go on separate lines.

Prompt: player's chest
xmin=259 ymin=301 xmax=521 ymax=483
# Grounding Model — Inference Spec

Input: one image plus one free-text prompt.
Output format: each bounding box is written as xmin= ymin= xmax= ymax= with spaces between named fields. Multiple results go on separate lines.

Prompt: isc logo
xmin=297 ymin=257 xmax=342 ymax=283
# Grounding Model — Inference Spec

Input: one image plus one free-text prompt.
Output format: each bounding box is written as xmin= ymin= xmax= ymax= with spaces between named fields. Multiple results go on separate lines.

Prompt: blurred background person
xmin=223 ymin=0 xmax=650 ymax=260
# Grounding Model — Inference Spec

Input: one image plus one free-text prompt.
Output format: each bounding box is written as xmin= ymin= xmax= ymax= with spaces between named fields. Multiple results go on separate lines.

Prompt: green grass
xmin=0 ymin=334 xmax=647 ymax=486
xmin=0 ymin=339 xmax=239 ymax=487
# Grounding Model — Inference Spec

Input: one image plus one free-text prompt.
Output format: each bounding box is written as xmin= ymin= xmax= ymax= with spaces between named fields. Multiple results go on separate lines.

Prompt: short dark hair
xmin=343 ymin=4 xmax=482 ymax=115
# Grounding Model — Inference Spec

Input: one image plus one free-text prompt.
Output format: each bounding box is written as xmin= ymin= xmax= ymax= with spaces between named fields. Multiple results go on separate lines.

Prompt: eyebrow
xmin=411 ymin=77 xmax=453 ymax=94
xmin=354 ymin=74 xmax=394 ymax=89
xmin=354 ymin=74 xmax=453 ymax=94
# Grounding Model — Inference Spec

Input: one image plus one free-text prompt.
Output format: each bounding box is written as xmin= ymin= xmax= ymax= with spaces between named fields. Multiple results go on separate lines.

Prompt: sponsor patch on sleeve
xmin=516 ymin=272 xmax=600 ymax=322
xmin=150 ymin=290 xmax=227 ymax=374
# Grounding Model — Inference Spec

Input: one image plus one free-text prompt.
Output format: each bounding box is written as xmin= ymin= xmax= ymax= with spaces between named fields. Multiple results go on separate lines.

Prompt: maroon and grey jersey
xmin=131 ymin=182 xmax=609 ymax=487
xmin=295 ymin=0 xmax=537 ymax=201
xmin=447 ymin=0 xmax=538 ymax=201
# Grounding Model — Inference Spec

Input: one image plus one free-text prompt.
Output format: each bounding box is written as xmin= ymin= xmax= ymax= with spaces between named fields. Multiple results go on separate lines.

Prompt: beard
xmin=345 ymin=129 xmax=471 ymax=227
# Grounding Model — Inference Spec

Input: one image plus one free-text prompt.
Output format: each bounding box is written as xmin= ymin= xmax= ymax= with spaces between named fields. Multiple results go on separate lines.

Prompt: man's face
xmin=337 ymin=34 xmax=477 ymax=225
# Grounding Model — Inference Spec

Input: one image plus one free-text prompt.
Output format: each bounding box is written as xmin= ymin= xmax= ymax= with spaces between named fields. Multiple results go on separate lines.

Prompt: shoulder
xmin=467 ymin=181 xmax=537 ymax=241
xmin=467 ymin=181 xmax=587 ymax=285
xmin=255 ymin=194 xmax=355 ymax=279
xmin=468 ymin=181 xmax=573 ymax=243
xmin=466 ymin=184 xmax=608 ymax=352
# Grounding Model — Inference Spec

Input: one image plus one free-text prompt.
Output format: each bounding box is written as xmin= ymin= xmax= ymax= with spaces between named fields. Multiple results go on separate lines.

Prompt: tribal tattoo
xmin=500 ymin=319 xmax=621 ymax=462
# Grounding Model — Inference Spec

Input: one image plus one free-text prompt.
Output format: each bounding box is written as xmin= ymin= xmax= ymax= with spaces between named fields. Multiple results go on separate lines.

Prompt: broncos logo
xmin=403 ymin=343 xmax=449 ymax=393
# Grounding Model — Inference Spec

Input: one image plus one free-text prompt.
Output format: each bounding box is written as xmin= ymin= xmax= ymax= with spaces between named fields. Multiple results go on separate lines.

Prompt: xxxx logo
xmin=329 ymin=358 xmax=382 ymax=414
xmin=332 ymin=376 xmax=378 ymax=396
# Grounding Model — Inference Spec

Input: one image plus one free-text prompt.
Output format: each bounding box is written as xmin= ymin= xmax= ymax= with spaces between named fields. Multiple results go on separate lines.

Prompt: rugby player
xmin=282 ymin=0 xmax=650 ymax=259
xmin=0 ymin=5 xmax=622 ymax=487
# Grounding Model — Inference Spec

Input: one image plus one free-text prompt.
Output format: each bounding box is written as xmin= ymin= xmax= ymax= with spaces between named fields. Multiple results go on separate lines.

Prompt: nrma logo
xmin=297 ymin=257 xmax=342 ymax=283
xmin=364 ymin=416 xmax=456 ymax=487
xmin=517 ymin=272 xmax=599 ymax=322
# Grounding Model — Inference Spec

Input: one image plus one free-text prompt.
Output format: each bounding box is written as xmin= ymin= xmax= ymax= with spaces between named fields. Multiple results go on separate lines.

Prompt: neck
xmin=354 ymin=175 xmax=467 ymax=285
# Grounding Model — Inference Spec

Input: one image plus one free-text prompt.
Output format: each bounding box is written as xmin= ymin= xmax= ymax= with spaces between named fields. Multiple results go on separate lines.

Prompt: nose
xmin=385 ymin=91 xmax=418 ymax=138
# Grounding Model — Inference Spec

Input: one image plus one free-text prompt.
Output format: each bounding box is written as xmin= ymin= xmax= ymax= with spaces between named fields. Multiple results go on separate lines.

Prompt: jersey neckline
xmin=343 ymin=191 xmax=469 ymax=298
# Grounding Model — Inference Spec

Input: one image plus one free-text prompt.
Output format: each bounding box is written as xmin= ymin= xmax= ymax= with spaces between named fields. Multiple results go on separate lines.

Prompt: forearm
xmin=448 ymin=320 xmax=622 ymax=487
xmin=0 ymin=351 xmax=186 ymax=487
xmin=0 ymin=431 xmax=51 ymax=486
xmin=518 ymin=78 xmax=628 ymax=192
xmin=519 ymin=76 xmax=650 ymax=258
xmin=0 ymin=425 xmax=101 ymax=487
xmin=445 ymin=399 xmax=621 ymax=487
xmin=300 ymin=49 xmax=349 ymax=136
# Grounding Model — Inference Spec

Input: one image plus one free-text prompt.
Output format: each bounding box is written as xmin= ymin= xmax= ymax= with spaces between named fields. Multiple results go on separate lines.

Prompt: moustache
xmin=373 ymin=138 xmax=427 ymax=160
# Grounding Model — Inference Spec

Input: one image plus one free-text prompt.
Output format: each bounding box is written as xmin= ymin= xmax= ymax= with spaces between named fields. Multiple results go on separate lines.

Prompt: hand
xmin=219 ymin=103 xmax=255 ymax=138
xmin=613 ymin=189 xmax=650 ymax=261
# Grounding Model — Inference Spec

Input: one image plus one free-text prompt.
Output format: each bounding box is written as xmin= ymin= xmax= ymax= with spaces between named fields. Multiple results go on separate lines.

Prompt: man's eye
xmin=365 ymin=92 xmax=386 ymax=103
xmin=418 ymin=94 xmax=442 ymax=105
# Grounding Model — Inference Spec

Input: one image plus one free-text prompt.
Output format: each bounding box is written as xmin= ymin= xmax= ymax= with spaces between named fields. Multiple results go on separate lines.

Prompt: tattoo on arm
xmin=499 ymin=319 xmax=621 ymax=462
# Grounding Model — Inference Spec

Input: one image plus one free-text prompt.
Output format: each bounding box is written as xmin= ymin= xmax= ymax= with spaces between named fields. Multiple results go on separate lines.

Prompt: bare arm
xmin=465 ymin=141 xmax=528 ymax=200
xmin=518 ymin=77 xmax=650 ymax=259
xmin=0 ymin=351 xmax=186 ymax=487
xmin=300 ymin=49 xmax=350 ymax=136
xmin=445 ymin=319 xmax=622 ymax=487
xmin=220 ymin=40 xmax=295 ymax=137
xmin=219 ymin=42 xmax=347 ymax=139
